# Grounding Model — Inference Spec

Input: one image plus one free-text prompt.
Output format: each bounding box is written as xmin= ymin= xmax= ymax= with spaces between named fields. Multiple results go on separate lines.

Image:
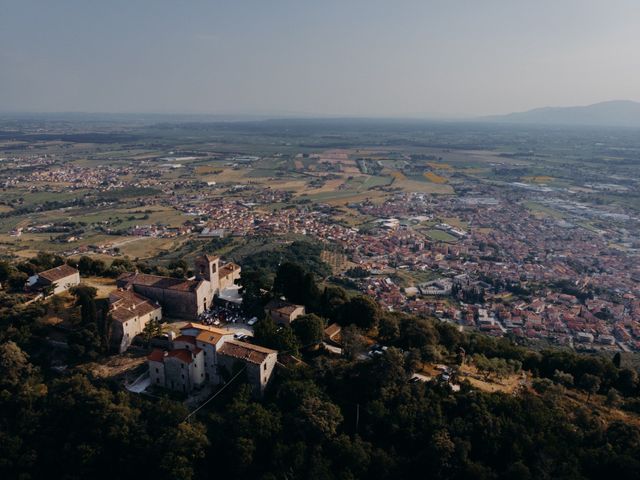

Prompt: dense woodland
xmin=1 ymin=249 xmax=640 ymax=479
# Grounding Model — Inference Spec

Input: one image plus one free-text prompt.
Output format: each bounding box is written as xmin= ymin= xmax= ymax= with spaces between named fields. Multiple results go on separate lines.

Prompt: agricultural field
xmin=423 ymin=171 xmax=448 ymax=183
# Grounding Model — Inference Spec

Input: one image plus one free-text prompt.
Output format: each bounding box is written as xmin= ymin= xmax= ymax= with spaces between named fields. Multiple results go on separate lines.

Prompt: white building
xmin=28 ymin=264 xmax=80 ymax=295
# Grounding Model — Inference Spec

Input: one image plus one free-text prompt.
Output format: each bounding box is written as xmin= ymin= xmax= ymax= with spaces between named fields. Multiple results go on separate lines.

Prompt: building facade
xmin=148 ymin=323 xmax=277 ymax=397
xmin=217 ymin=340 xmax=278 ymax=397
xmin=149 ymin=347 xmax=205 ymax=393
xmin=29 ymin=264 xmax=80 ymax=295
xmin=265 ymin=299 xmax=306 ymax=326
xmin=109 ymin=289 xmax=162 ymax=353
xmin=116 ymin=254 xmax=240 ymax=319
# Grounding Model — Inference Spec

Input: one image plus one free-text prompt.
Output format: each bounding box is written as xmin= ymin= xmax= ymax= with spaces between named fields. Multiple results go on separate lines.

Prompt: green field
xmin=523 ymin=201 xmax=567 ymax=219
xmin=425 ymin=229 xmax=458 ymax=242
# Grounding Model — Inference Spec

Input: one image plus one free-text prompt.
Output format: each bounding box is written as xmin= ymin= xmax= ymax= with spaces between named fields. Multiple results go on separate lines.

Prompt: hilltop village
xmin=5 ymin=2 xmax=640 ymax=477
xmin=1 ymin=137 xmax=639 ymax=356
xmin=2 ymin=118 xmax=640 ymax=480
xmin=18 ymin=253 xmax=281 ymax=396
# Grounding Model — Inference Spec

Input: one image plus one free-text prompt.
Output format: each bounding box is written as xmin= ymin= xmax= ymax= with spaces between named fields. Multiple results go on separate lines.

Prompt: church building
xmin=116 ymin=254 xmax=239 ymax=319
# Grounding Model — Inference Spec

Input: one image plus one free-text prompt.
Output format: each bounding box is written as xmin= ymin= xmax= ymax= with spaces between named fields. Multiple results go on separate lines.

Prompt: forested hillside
xmin=2 ymin=258 xmax=640 ymax=479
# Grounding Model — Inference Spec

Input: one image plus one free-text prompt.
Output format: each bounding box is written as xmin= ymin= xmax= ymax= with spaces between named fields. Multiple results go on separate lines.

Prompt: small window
xmin=264 ymin=363 xmax=267 ymax=371
xmin=155 ymin=368 xmax=159 ymax=373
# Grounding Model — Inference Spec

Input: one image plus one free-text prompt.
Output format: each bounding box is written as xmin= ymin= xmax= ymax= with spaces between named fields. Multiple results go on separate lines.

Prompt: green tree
xmin=405 ymin=348 xmax=422 ymax=374
xmin=339 ymin=295 xmax=380 ymax=330
xmin=239 ymin=269 xmax=270 ymax=317
xmin=320 ymin=285 xmax=348 ymax=320
xmin=606 ymin=388 xmax=622 ymax=407
xmin=532 ymin=378 xmax=555 ymax=394
xmin=42 ymin=282 xmax=56 ymax=297
xmin=553 ymin=369 xmax=574 ymax=387
xmin=7 ymin=271 xmax=27 ymax=292
xmin=0 ymin=341 xmax=47 ymax=478
xmin=616 ymin=368 xmax=638 ymax=395
xmin=142 ymin=319 xmax=162 ymax=342
xmin=108 ymin=258 xmax=135 ymax=276
xmin=397 ymin=317 xmax=439 ymax=354
xmin=48 ymin=294 xmax=65 ymax=314
xmin=77 ymin=256 xmax=106 ymax=276
xmin=274 ymin=262 xmax=319 ymax=308
xmin=378 ymin=314 xmax=400 ymax=343
xmin=0 ymin=261 xmax=11 ymax=284
xmin=292 ymin=314 xmax=326 ymax=347
xmin=253 ymin=317 xmax=299 ymax=355
xmin=68 ymin=285 xmax=106 ymax=360
xmin=613 ymin=352 xmax=622 ymax=368
xmin=70 ymin=285 xmax=98 ymax=325
xmin=296 ymin=395 xmax=343 ymax=439
xmin=580 ymin=373 xmax=601 ymax=403
xmin=341 ymin=325 xmax=367 ymax=360
xmin=0 ymin=341 xmax=44 ymax=392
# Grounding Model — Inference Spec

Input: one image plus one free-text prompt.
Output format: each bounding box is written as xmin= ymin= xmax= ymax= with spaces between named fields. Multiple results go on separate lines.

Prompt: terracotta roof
xmin=219 ymin=262 xmax=241 ymax=278
xmin=173 ymin=335 xmax=197 ymax=345
xmin=324 ymin=323 xmax=341 ymax=339
xmin=117 ymin=271 xmax=135 ymax=281
xmin=148 ymin=349 xmax=166 ymax=362
xmin=181 ymin=323 xmax=230 ymax=336
xmin=195 ymin=330 xmax=230 ymax=346
xmin=117 ymin=272 xmax=204 ymax=292
xmin=166 ymin=348 xmax=200 ymax=364
xmin=198 ymin=254 xmax=219 ymax=263
xmin=218 ymin=340 xmax=276 ymax=365
xmin=109 ymin=289 xmax=160 ymax=323
xmin=265 ymin=299 xmax=304 ymax=316
xmin=38 ymin=264 xmax=78 ymax=283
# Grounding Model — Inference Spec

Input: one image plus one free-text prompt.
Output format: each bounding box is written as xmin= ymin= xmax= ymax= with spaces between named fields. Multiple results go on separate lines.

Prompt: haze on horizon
xmin=1 ymin=0 xmax=640 ymax=118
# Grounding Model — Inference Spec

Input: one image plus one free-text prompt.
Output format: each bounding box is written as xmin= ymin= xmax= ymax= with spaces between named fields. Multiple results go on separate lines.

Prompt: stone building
xmin=117 ymin=254 xmax=240 ymax=319
xmin=180 ymin=323 xmax=234 ymax=384
xmin=148 ymin=347 xmax=205 ymax=393
xmin=217 ymin=340 xmax=278 ymax=397
xmin=147 ymin=323 xmax=277 ymax=397
xmin=28 ymin=264 xmax=80 ymax=295
xmin=109 ymin=289 xmax=162 ymax=353
xmin=265 ymin=299 xmax=306 ymax=326
xmin=218 ymin=262 xmax=241 ymax=290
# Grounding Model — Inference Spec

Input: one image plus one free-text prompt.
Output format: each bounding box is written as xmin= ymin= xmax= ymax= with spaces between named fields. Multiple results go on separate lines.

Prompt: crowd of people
xmin=198 ymin=302 xmax=247 ymax=326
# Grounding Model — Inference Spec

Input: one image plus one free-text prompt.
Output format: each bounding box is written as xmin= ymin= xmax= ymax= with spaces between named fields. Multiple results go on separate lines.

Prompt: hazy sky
xmin=1 ymin=0 xmax=639 ymax=117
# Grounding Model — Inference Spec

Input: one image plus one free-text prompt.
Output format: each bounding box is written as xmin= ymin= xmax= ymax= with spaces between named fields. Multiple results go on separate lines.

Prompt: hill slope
xmin=482 ymin=100 xmax=640 ymax=128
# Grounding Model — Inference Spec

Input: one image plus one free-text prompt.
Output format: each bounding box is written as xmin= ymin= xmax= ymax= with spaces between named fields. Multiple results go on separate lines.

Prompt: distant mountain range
xmin=481 ymin=100 xmax=640 ymax=128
